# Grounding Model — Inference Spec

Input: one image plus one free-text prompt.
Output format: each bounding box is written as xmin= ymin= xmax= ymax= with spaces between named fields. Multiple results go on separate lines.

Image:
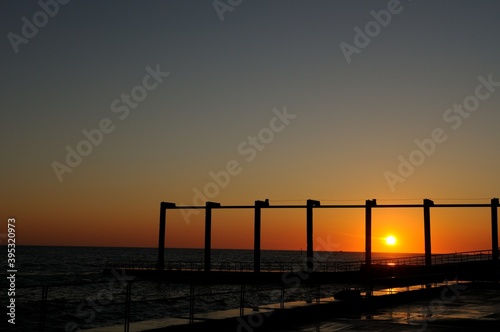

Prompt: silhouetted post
xmin=306 ymin=199 xmax=320 ymax=271
xmin=204 ymin=201 xmax=220 ymax=272
xmin=365 ymin=199 xmax=377 ymax=270
xmin=492 ymin=198 xmax=499 ymax=262
xmin=254 ymin=199 xmax=269 ymax=273
xmin=423 ymin=199 xmax=434 ymax=266
xmin=158 ymin=202 xmax=176 ymax=272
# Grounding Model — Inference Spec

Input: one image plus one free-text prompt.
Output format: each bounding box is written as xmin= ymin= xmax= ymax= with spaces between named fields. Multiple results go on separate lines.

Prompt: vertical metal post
xmin=39 ymin=285 xmax=48 ymax=332
xmin=158 ymin=202 xmax=167 ymax=272
xmin=189 ymin=283 xmax=195 ymax=323
xmin=240 ymin=283 xmax=245 ymax=316
xmin=316 ymin=284 xmax=321 ymax=304
xmin=254 ymin=204 xmax=261 ymax=273
xmin=204 ymin=203 xmax=212 ymax=272
xmin=306 ymin=200 xmax=320 ymax=271
xmin=424 ymin=199 xmax=434 ymax=266
xmin=365 ymin=199 xmax=376 ymax=270
xmin=254 ymin=199 xmax=269 ymax=273
xmin=492 ymin=198 xmax=499 ymax=261
xmin=280 ymin=282 xmax=285 ymax=309
xmin=124 ymin=281 xmax=132 ymax=332
xmin=204 ymin=202 xmax=220 ymax=272
xmin=158 ymin=202 xmax=175 ymax=272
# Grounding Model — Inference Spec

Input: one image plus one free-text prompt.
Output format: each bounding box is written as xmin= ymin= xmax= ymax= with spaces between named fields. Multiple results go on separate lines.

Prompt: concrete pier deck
xmin=283 ymin=283 xmax=500 ymax=331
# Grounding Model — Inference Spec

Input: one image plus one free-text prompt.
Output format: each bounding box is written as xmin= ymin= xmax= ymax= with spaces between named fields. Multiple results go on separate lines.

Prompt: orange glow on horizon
xmin=12 ymin=201 xmax=498 ymax=255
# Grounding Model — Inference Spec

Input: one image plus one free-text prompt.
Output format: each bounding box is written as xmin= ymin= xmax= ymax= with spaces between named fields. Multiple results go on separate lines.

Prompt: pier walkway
xmin=84 ymin=281 xmax=500 ymax=331
xmin=94 ymin=254 xmax=500 ymax=332
xmin=266 ymin=283 xmax=500 ymax=332
xmin=105 ymin=248 xmax=497 ymax=274
xmin=103 ymin=249 xmax=499 ymax=286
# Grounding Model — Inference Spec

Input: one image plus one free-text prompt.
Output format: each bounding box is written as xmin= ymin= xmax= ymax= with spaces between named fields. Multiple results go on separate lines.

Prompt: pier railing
xmin=105 ymin=248 xmax=498 ymax=273
xmin=371 ymin=249 xmax=494 ymax=267
xmin=11 ymin=276 xmax=331 ymax=331
xmin=16 ymin=273 xmax=474 ymax=332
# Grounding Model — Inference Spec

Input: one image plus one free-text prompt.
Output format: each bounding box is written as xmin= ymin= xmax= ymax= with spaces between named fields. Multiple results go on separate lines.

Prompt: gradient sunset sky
xmin=1 ymin=0 xmax=499 ymax=253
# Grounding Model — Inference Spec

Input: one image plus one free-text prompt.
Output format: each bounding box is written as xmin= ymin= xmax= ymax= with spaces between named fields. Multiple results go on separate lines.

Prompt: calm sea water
xmin=0 ymin=246 xmax=418 ymax=331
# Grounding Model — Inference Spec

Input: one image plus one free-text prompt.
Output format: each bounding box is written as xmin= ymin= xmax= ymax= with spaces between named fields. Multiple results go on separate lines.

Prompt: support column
xmin=424 ymin=199 xmax=434 ymax=266
xmin=492 ymin=198 xmax=499 ymax=262
xmin=158 ymin=202 xmax=175 ymax=272
xmin=204 ymin=201 xmax=220 ymax=272
xmin=306 ymin=199 xmax=320 ymax=271
xmin=365 ymin=199 xmax=376 ymax=270
xmin=254 ymin=199 xmax=269 ymax=273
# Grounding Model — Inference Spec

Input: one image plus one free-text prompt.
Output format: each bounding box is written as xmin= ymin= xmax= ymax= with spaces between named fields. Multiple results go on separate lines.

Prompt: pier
xmin=97 ymin=198 xmax=500 ymax=330
xmin=155 ymin=198 xmax=499 ymax=274
xmin=105 ymin=248 xmax=499 ymax=283
xmin=24 ymin=198 xmax=500 ymax=332
xmin=104 ymin=198 xmax=500 ymax=280
xmin=102 ymin=198 xmax=500 ymax=285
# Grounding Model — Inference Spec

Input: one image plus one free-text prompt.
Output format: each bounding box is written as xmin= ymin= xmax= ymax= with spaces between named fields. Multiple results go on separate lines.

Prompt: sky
xmin=1 ymin=0 xmax=499 ymax=254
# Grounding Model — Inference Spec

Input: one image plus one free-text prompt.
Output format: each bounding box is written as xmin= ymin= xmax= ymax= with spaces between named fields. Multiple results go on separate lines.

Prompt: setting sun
xmin=385 ymin=235 xmax=397 ymax=246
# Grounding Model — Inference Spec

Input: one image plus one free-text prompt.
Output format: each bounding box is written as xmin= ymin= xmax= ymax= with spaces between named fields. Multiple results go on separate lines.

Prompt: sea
xmin=0 ymin=246 xmax=419 ymax=331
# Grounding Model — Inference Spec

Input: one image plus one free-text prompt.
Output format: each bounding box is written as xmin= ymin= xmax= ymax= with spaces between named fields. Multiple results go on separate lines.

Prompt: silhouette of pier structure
xmin=105 ymin=198 xmax=499 ymax=283
xmin=152 ymin=198 xmax=499 ymax=274
xmin=99 ymin=198 xmax=500 ymax=331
